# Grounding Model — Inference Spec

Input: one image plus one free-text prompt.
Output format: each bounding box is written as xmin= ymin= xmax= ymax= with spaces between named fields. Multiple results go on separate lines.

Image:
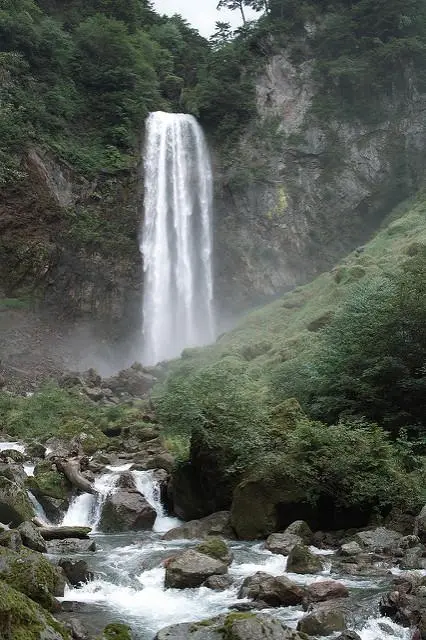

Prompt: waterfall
xmin=141 ymin=111 xmax=215 ymax=365
xmin=131 ymin=470 xmax=180 ymax=533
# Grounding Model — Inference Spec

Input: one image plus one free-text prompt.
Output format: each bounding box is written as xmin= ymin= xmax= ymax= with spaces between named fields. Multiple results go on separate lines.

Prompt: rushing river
xmin=0 ymin=441 xmax=417 ymax=640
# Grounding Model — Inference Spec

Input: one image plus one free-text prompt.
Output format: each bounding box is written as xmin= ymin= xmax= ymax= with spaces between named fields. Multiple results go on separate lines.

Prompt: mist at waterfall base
xmin=140 ymin=112 xmax=215 ymax=366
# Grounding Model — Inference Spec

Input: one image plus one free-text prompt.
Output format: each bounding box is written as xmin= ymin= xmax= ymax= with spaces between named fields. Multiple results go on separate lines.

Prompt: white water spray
xmin=141 ymin=111 xmax=215 ymax=365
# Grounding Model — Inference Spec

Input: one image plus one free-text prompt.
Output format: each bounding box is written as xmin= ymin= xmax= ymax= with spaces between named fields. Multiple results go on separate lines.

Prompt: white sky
xmin=152 ymin=0 xmax=258 ymax=38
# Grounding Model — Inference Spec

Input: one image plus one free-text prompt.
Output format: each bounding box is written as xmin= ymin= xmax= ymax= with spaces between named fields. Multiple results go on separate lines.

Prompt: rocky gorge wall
xmin=212 ymin=53 xmax=426 ymax=313
xmin=2 ymin=49 xmax=426 ymax=363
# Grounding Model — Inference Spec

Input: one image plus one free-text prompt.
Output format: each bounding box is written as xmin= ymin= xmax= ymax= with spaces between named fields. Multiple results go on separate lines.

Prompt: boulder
xmin=65 ymin=617 xmax=89 ymax=640
xmin=0 ymin=462 xmax=27 ymax=485
xmin=0 ymin=449 xmax=26 ymax=463
xmin=399 ymin=545 xmax=426 ymax=570
xmin=162 ymin=511 xmax=234 ymax=541
xmin=58 ymin=558 xmax=93 ymax=586
xmin=99 ymin=489 xmax=156 ymax=532
xmin=335 ymin=632 xmax=362 ymax=640
xmin=26 ymin=441 xmax=47 ymax=459
xmin=265 ymin=533 xmax=304 ymax=556
xmin=0 ymin=476 xmax=35 ymax=525
xmin=146 ymin=452 xmax=175 ymax=473
xmin=164 ymin=549 xmax=228 ymax=589
xmin=203 ymin=574 xmax=234 ymax=590
xmin=297 ymin=606 xmax=346 ymax=636
xmin=116 ymin=472 xmax=136 ymax=490
xmin=0 ymin=546 xmax=65 ymax=609
xmin=103 ymin=364 xmax=156 ymax=398
xmin=0 ymin=529 xmax=23 ymax=551
xmin=354 ymin=527 xmax=402 ymax=553
xmin=379 ymin=575 xmax=426 ymax=630
xmin=101 ymin=623 xmax=133 ymax=640
xmin=286 ymin=545 xmax=324 ymax=574
xmin=155 ymin=613 xmax=307 ymax=640
xmin=340 ymin=541 xmax=362 ymax=556
xmin=238 ymin=571 xmax=305 ymax=607
xmin=0 ymin=580 xmax=69 ymax=640
xmin=17 ymin=520 xmax=47 ymax=552
xmin=196 ymin=537 xmax=233 ymax=565
xmin=285 ymin=520 xmax=312 ymax=543
xmin=46 ymin=538 xmax=96 ymax=554
xmin=304 ymin=581 xmax=349 ymax=605
xmin=32 ymin=461 xmax=72 ymax=501
xmin=415 ymin=505 xmax=426 ymax=543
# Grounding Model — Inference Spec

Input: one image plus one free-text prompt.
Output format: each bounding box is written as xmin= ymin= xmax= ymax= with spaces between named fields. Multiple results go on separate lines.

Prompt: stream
xmin=0 ymin=442 xmax=418 ymax=640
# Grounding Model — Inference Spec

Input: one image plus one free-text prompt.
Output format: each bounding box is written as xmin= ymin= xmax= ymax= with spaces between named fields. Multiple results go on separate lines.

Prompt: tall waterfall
xmin=141 ymin=111 xmax=215 ymax=365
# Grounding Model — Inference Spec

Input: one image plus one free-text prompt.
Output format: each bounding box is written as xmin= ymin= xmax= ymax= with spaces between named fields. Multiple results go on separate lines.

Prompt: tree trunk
xmin=55 ymin=457 xmax=96 ymax=494
xmin=239 ymin=1 xmax=247 ymax=23
xmin=38 ymin=526 xmax=92 ymax=540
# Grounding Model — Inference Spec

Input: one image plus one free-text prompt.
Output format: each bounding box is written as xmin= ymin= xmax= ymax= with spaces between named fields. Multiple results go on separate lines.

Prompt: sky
xmin=152 ymin=0 xmax=258 ymax=38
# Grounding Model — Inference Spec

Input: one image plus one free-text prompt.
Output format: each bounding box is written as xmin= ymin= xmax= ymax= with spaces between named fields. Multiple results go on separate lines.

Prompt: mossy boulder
xmin=286 ymin=545 xmax=324 ymax=574
xmin=0 ymin=449 xmax=26 ymax=463
xmin=0 ymin=579 xmax=70 ymax=639
xmin=32 ymin=461 xmax=71 ymax=500
xmin=155 ymin=613 xmax=308 ymax=640
xmin=0 ymin=547 xmax=65 ymax=610
xmin=0 ymin=529 xmax=23 ymax=552
xmin=17 ymin=521 xmax=47 ymax=553
xmin=101 ymin=622 xmax=133 ymax=640
xmin=0 ymin=476 xmax=35 ymax=526
xmin=297 ymin=606 xmax=346 ymax=636
xmin=196 ymin=537 xmax=233 ymax=565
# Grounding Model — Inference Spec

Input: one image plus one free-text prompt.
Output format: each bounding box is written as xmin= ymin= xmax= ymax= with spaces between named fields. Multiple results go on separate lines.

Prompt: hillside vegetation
xmin=153 ymin=193 xmax=426 ymax=523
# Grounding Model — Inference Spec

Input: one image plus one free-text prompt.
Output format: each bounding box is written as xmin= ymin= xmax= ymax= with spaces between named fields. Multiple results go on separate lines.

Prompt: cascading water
xmin=141 ymin=111 xmax=215 ymax=365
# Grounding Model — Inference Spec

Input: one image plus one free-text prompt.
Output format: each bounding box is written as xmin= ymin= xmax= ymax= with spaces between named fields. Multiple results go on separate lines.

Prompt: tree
xmin=217 ymin=0 xmax=247 ymax=24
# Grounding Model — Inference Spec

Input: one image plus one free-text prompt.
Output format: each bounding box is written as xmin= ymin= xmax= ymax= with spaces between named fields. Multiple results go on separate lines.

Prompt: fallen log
xmin=55 ymin=457 xmax=96 ymax=494
xmin=38 ymin=526 xmax=92 ymax=540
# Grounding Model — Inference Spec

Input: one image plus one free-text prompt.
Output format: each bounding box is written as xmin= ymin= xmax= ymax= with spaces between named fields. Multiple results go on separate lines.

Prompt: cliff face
xmin=2 ymin=49 xmax=426 ymax=358
xmin=213 ymin=52 xmax=426 ymax=313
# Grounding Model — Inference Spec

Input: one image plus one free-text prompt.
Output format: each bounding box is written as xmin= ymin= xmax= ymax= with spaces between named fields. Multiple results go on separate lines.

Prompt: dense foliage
xmin=271 ymin=247 xmax=426 ymax=440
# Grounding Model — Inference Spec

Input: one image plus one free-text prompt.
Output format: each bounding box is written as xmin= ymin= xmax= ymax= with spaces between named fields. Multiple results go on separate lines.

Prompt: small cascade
xmin=0 ymin=441 xmax=25 ymax=453
xmin=131 ymin=470 xmax=180 ymax=533
xmin=27 ymin=491 xmax=50 ymax=525
xmin=61 ymin=465 xmax=132 ymax=530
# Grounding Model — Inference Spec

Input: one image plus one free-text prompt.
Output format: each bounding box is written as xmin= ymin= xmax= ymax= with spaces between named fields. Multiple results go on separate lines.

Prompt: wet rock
xmin=99 ymin=489 xmax=156 ymax=532
xmin=58 ymin=558 xmax=93 ymax=586
xmin=335 ymin=632 xmax=362 ymax=640
xmin=146 ymin=452 xmax=175 ymax=474
xmin=285 ymin=520 xmax=312 ymax=543
xmin=0 ymin=528 xmax=23 ymax=551
xmin=0 ymin=476 xmax=35 ymax=525
xmin=162 ymin=511 xmax=234 ymax=541
xmin=65 ymin=617 xmax=89 ymax=640
xmin=399 ymin=545 xmax=426 ymax=570
xmin=0 ymin=449 xmax=26 ymax=463
xmin=0 ymin=462 xmax=27 ymax=485
xmin=238 ymin=571 xmax=305 ymax=606
xmin=164 ymin=549 xmax=228 ymax=589
xmin=46 ymin=538 xmax=96 ymax=554
xmin=26 ymin=441 xmax=47 ymax=459
xmin=196 ymin=537 xmax=233 ymax=565
xmin=340 ymin=541 xmax=362 ymax=556
xmin=0 ymin=546 xmax=65 ymax=610
xmin=203 ymin=574 xmax=234 ymax=590
xmin=297 ymin=606 xmax=346 ymax=636
xmin=354 ymin=527 xmax=402 ymax=553
xmin=304 ymin=580 xmax=349 ymax=606
xmin=415 ymin=505 xmax=426 ymax=543
xmin=265 ymin=532 xmax=304 ymax=556
xmin=286 ymin=544 xmax=324 ymax=574
xmin=17 ymin=520 xmax=47 ymax=552
xmin=101 ymin=623 xmax=134 ymax=640
xmin=155 ymin=613 xmax=307 ymax=640
xmin=0 ymin=579 xmax=69 ymax=640
xmin=116 ymin=471 xmax=136 ymax=490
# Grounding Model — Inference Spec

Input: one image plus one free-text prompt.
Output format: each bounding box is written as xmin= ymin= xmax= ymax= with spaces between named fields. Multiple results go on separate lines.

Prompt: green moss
xmin=0 ymin=547 xmax=63 ymax=611
xmin=29 ymin=470 xmax=70 ymax=500
xmin=101 ymin=622 xmax=133 ymax=640
xmin=0 ymin=579 xmax=69 ymax=639
xmin=196 ymin=537 xmax=229 ymax=562
xmin=220 ymin=613 xmax=256 ymax=640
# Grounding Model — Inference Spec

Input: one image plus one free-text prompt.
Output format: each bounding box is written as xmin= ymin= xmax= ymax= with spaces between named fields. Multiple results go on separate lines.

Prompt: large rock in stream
xmin=162 ymin=511 xmax=234 ymax=541
xmin=0 ymin=580 xmax=69 ymax=639
xmin=0 ymin=476 xmax=35 ymax=525
xmin=99 ymin=488 xmax=156 ymax=532
xmin=286 ymin=544 xmax=324 ymax=574
xmin=265 ymin=520 xmax=312 ymax=555
xmin=238 ymin=571 xmax=305 ymax=606
xmin=155 ymin=613 xmax=307 ymax=640
xmin=0 ymin=546 xmax=65 ymax=610
xmin=164 ymin=549 xmax=228 ymax=589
